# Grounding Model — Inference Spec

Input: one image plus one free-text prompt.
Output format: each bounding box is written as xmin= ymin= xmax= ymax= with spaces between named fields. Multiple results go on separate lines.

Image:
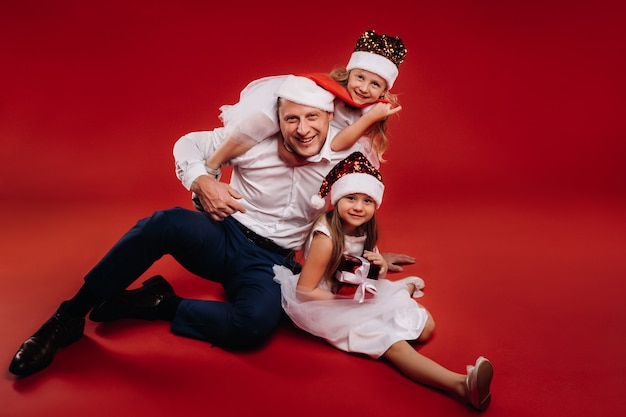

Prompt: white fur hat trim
xmin=275 ymin=75 xmax=335 ymax=112
xmin=346 ymin=51 xmax=399 ymax=90
xmin=330 ymin=172 xmax=384 ymax=208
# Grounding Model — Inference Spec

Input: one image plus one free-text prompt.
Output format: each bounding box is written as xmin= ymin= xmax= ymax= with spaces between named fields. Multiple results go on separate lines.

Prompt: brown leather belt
xmin=233 ymin=220 xmax=295 ymax=260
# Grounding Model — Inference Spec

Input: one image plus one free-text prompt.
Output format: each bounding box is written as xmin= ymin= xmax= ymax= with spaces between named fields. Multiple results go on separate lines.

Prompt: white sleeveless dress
xmin=273 ymin=218 xmax=429 ymax=358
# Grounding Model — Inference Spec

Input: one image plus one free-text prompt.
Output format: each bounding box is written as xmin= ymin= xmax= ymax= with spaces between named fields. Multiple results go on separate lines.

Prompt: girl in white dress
xmin=273 ymin=152 xmax=494 ymax=412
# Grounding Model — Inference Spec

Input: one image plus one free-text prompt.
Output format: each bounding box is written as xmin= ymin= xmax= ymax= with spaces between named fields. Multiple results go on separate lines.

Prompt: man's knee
xmin=226 ymin=309 xmax=281 ymax=349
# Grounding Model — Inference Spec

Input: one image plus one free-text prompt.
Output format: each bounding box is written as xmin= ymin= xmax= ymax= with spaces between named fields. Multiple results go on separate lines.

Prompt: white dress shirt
xmin=173 ymin=126 xmax=360 ymax=250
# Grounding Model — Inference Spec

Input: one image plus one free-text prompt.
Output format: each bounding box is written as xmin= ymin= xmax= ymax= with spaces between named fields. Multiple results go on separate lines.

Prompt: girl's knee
xmin=417 ymin=312 xmax=435 ymax=342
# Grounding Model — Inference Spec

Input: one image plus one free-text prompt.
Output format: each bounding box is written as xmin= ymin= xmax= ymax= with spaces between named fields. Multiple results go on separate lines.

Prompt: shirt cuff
xmin=183 ymin=163 xmax=210 ymax=190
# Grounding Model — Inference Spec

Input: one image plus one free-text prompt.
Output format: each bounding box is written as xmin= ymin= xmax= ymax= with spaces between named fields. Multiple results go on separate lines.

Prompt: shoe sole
xmin=472 ymin=357 xmax=493 ymax=411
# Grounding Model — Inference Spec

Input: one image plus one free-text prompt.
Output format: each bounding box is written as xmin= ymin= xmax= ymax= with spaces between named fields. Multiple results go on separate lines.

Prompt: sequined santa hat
xmin=311 ymin=152 xmax=384 ymax=209
xmin=346 ymin=29 xmax=407 ymax=90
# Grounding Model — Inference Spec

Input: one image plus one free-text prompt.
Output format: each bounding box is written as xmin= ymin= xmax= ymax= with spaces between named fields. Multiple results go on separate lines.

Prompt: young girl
xmin=273 ymin=152 xmax=494 ymax=412
xmin=200 ymin=29 xmax=407 ymax=183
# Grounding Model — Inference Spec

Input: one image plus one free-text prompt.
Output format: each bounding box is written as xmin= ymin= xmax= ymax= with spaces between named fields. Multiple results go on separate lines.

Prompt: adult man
xmin=9 ymin=75 xmax=360 ymax=377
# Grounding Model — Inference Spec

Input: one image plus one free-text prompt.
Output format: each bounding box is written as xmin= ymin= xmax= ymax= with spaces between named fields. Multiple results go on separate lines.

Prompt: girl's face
xmin=346 ymin=69 xmax=388 ymax=106
xmin=337 ymin=193 xmax=377 ymax=233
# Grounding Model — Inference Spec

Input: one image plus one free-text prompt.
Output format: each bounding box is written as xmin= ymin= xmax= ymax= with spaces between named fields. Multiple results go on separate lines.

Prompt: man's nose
xmin=297 ymin=120 xmax=309 ymax=135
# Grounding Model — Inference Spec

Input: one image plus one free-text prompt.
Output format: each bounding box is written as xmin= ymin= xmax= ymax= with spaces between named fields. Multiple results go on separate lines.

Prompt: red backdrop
xmin=1 ymin=1 xmax=625 ymax=417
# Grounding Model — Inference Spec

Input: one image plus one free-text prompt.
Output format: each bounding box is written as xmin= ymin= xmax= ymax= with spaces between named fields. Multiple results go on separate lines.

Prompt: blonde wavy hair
xmin=304 ymin=205 xmax=379 ymax=283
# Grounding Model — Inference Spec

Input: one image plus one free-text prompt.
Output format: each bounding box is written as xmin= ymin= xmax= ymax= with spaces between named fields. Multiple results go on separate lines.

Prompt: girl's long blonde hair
xmin=306 ymin=204 xmax=379 ymax=283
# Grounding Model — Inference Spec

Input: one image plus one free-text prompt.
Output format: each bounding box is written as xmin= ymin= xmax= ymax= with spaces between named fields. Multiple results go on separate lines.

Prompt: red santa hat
xmin=311 ymin=152 xmax=385 ymax=209
xmin=346 ymin=30 xmax=407 ymax=90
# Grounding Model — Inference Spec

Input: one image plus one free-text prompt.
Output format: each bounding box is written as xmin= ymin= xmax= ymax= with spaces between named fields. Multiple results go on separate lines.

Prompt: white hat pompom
xmin=310 ymin=194 xmax=327 ymax=210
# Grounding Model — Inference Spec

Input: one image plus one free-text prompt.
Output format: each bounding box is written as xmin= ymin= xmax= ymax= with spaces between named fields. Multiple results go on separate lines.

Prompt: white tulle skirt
xmin=273 ymin=265 xmax=429 ymax=358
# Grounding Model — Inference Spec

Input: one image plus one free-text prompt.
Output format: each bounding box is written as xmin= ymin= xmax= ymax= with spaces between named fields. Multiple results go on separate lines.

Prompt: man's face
xmin=278 ymin=99 xmax=333 ymax=159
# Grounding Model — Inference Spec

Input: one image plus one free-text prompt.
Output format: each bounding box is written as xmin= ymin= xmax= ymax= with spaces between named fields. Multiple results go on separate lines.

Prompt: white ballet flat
xmin=394 ymin=276 xmax=425 ymax=298
xmin=466 ymin=356 xmax=493 ymax=411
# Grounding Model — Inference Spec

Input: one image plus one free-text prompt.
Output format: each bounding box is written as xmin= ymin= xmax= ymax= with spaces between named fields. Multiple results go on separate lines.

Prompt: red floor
xmin=1 ymin=1 xmax=625 ymax=416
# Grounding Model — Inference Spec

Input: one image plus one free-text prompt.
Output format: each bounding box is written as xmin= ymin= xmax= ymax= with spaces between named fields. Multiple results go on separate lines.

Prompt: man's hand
xmin=382 ymin=252 xmax=416 ymax=272
xmin=190 ymin=175 xmax=246 ymax=221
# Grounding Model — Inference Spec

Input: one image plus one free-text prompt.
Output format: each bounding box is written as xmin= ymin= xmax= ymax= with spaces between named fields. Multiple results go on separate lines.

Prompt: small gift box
xmin=332 ymin=254 xmax=380 ymax=300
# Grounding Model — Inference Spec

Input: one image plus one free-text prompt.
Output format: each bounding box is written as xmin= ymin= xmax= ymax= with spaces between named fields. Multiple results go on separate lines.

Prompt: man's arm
xmin=173 ymin=131 xmax=218 ymax=190
xmin=190 ymin=175 xmax=245 ymax=221
xmin=173 ymin=131 xmax=246 ymax=220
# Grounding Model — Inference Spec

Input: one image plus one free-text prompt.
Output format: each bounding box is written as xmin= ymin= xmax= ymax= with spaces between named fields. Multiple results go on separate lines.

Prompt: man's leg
xmin=9 ymin=207 xmax=225 ymax=377
xmin=92 ymin=216 xmax=293 ymax=350
xmin=82 ymin=207 xmax=227 ymax=298
xmin=171 ymin=257 xmax=284 ymax=349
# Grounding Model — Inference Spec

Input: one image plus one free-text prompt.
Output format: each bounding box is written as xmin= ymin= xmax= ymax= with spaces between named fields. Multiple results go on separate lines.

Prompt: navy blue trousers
xmin=83 ymin=207 xmax=301 ymax=349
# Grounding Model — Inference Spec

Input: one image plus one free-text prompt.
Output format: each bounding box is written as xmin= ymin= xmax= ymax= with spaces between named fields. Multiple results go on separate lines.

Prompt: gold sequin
xmin=353 ymin=30 xmax=407 ymax=68
xmin=318 ymin=152 xmax=383 ymax=199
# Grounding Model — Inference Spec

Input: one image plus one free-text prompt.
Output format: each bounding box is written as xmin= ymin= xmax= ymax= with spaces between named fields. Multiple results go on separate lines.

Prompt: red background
xmin=1 ymin=1 xmax=625 ymax=416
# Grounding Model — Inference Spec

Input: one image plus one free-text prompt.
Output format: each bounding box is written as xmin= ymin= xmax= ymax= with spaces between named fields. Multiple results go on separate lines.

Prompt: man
xmin=9 ymin=75 xmax=361 ymax=377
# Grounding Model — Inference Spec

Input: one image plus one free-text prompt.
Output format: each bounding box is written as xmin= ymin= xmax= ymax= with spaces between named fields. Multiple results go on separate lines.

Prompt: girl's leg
xmin=205 ymin=138 xmax=251 ymax=171
xmin=383 ymin=340 xmax=467 ymax=399
xmin=382 ymin=340 xmax=493 ymax=411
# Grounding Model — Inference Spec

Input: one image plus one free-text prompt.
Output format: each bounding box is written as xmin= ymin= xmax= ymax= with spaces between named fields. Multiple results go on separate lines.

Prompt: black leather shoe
xmin=9 ymin=302 xmax=85 ymax=377
xmin=88 ymin=275 xmax=175 ymax=322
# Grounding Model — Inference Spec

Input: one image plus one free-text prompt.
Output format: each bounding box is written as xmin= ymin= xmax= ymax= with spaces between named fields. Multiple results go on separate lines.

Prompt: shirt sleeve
xmin=173 ymin=130 xmax=224 ymax=190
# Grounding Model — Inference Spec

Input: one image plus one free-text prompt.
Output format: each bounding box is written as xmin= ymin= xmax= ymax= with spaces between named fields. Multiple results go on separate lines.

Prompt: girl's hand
xmin=365 ymin=102 xmax=403 ymax=122
xmin=363 ymin=250 xmax=388 ymax=278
